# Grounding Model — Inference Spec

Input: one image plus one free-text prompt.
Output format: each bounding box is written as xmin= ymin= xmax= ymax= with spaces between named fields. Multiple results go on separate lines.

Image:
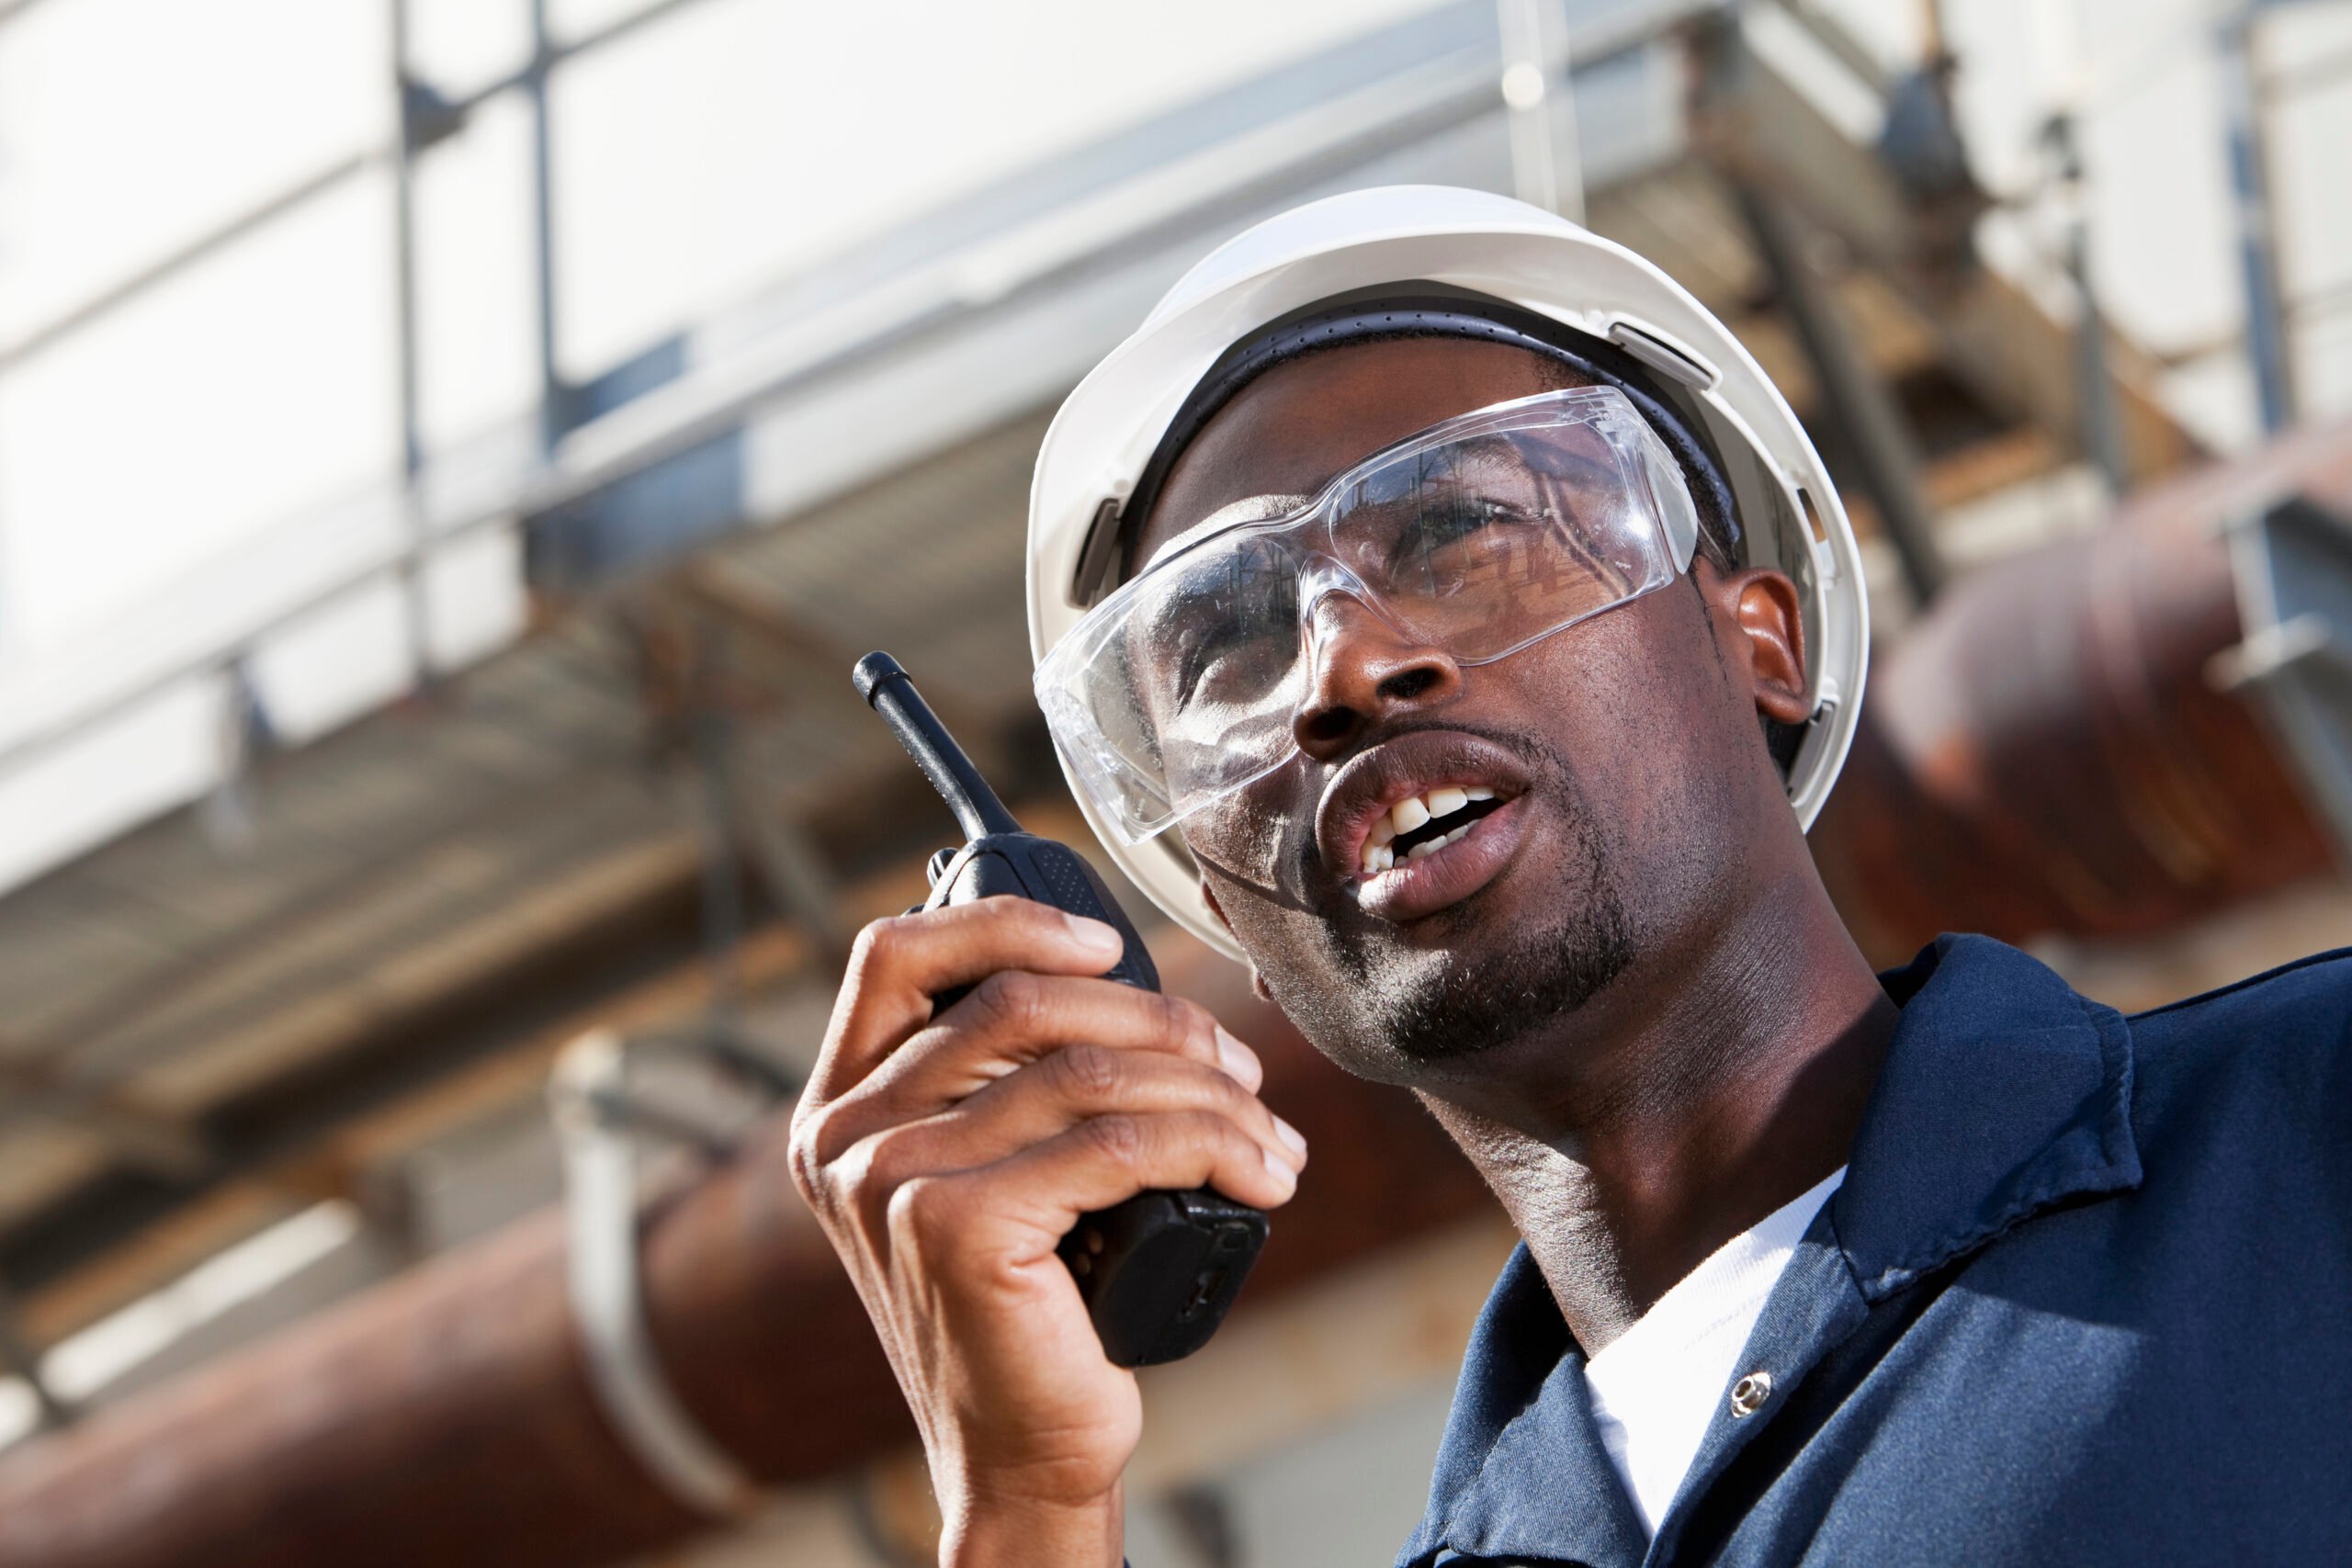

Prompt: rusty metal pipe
xmin=1811 ymin=421 xmax=2352 ymax=961
xmin=0 ymin=942 xmax=1487 ymax=1568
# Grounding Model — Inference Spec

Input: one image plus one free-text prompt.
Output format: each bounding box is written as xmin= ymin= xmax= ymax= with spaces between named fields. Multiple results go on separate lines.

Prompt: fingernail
xmin=1216 ymin=1028 xmax=1263 ymax=1090
xmin=1272 ymin=1115 xmax=1308 ymax=1161
xmin=1261 ymin=1147 xmax=1298 ymax=1196
xmin=1062 ymin=912 xmax=1123 ymax=953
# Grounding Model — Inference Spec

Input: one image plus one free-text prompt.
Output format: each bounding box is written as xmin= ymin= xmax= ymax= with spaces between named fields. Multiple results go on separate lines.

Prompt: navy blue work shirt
xmin=1399 ymin=933 xmax=2352 ymax=1566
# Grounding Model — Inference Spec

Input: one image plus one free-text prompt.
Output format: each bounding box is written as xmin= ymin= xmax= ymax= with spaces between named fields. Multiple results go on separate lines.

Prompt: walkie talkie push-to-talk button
xmin=854 ymin=652 xmax=1269 ymax=1368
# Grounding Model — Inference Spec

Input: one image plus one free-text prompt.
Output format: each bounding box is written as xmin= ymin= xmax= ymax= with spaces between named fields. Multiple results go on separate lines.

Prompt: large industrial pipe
xmin=1810 ymin=419 xmax=2352 ymax=960
xmin=0 ymin=942 xmax=1491 ymax=1568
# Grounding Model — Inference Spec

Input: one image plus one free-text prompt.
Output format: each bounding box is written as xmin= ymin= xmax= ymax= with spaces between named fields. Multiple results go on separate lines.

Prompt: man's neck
xmin=1417 ymin=867 xmax=1896 ymax=1354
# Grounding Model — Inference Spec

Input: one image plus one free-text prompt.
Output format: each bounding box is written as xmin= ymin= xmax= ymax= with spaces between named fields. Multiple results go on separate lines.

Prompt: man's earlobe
xmin=1731 ymin=569 xmax=1811 ymax=726
xmin=1199 ymin=880 xmax=1278 ymax=1003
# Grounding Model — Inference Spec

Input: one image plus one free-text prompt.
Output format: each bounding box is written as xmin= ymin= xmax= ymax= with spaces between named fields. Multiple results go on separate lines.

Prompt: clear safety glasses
xmin=1036 ymin=385 xmax=1702 ymax=844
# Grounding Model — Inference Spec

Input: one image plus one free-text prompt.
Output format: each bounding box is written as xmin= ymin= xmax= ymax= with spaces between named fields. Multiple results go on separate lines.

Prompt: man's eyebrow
xmin=1139 ymin=492 xmax=1311 ymax=574
xmin=1436 ymin=433 xmax=1619 ymax=489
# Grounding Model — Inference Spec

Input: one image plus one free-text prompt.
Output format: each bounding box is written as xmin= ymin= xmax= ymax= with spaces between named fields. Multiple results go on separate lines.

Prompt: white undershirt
xmin=1580 ymin=1168 xmax=1845 ymax=1537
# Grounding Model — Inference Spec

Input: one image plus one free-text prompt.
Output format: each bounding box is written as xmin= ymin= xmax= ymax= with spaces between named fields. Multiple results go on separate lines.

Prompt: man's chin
xmin=1228 ymin=741 xmax=1634 ymax=1073
xmin=1357 ymin=897 xmax=1635 ymax=1066
xmin=1259 ymin=875 xmax=1634 ymax=1080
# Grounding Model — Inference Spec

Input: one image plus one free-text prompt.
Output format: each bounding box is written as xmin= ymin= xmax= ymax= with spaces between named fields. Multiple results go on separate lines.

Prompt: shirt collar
xmin=1403 ymin=934 xmax=2144 ymax=1566
xmin=1408 ymin=1245 xmax=1649 ymax=1568
xmin=1832 ymin=933 xmax=2143 ymax=1301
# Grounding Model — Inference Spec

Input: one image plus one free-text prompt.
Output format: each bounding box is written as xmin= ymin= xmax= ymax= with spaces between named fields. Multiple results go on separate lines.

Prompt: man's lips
xmin=1357 ymin=795 xmax=1526 ymax=922
xmin=1316 ymin=731 xmax=1532 ymax=918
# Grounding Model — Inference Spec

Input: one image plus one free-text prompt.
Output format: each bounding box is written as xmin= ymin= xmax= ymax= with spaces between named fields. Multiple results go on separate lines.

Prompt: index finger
xmin=803 ymin=897 xmax=1128 ymax=1108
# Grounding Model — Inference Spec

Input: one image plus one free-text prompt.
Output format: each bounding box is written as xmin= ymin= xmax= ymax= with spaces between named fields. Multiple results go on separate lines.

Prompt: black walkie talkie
xmin=854 ymin=652 xmax=1269 ymax=1367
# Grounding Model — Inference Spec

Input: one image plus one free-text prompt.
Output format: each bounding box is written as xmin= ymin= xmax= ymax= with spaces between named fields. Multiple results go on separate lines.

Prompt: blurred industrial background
xmin=1 ymin=0 xmax=2350 ymax=1562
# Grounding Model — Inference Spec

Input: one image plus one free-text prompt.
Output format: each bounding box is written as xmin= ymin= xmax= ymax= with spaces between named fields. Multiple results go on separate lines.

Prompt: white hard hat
xmin=1027 ymin=186 xmax=1867 ymax=963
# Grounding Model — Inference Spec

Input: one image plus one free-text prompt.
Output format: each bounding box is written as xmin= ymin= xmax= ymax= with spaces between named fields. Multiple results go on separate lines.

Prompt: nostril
xmin=1299 ymin=707 xmax=1356 ymax=746
xmin=1378 ymin=666 xmax=1442 ymax=703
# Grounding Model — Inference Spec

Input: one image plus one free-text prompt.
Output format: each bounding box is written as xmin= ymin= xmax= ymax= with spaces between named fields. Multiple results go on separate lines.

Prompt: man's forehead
xmin=1130 ymin=335 xmax=1585 ymax=571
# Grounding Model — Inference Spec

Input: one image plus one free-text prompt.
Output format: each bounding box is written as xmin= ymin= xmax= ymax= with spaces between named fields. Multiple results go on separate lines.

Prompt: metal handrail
xmin=0 ymin=0 xmax=713 ymax=369
xmin=0 ymin=153 xmax=386 ymax=369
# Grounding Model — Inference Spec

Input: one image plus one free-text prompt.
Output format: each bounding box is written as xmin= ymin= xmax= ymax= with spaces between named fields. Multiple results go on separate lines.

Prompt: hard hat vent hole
xmin=1796 ymin=485 xmax=1830 ymax=548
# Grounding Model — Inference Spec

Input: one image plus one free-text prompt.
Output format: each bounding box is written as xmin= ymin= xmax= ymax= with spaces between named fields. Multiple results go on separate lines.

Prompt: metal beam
xmin=1497 ymin=0 xmax=1584 ymax=221
xmin=0 ymin=1288 xmax=70 ymax=1434
xmin=1737 ymin=182 xmax=1948 ymax=604
xmin=2293 ymin=277 xmax=2352 ymax=326
xmin=2036 ymin=110 xmax=2132 ymax=494
xmin=526 ymin=0 xmax=566 ymax=450
xmin=0 ymin=153 xmax=384 ymax=370
xmin=2218 ymin=10 xmax=2300 ymax=435
xmin=390 ymin=0 xmax=438 ymax=689
xmin=0 ymin=1063 xmax=210 ymax=1179
xmin=2263 ymin=37 xmax=2352 ymax=96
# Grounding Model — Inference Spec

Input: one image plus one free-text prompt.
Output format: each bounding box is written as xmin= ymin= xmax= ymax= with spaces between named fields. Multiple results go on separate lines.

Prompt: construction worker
xmin=789 ymin=187 xmax=2352 ymax=1565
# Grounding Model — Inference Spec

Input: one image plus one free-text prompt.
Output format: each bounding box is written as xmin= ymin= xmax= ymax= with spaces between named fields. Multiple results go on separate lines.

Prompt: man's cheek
xmin=1179 ymin=778 xmax=1319 ymax=899
xmin=1524 ymin=631 xmax=1700 ymax=806
xmin=1204 ymin=861 xmax=1313 ymax=953
xmin=1196 ymin=852 xmax=1347 ymax=979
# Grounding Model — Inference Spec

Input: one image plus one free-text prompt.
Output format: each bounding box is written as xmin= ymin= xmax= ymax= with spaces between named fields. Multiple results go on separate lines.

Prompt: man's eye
xmin=1391 ymin=497 xmax=1535 ymax=565
xmin=1173 ymin=614 xmax=1291 ymax=707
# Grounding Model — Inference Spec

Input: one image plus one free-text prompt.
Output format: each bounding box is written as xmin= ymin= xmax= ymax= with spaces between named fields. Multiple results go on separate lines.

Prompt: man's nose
xmin=1291 ymin=593 xmax=1464 ymax=760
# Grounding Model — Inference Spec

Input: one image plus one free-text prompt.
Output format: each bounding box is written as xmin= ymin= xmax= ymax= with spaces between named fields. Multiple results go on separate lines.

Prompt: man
xmin=790 ymin=187 xmax=2352 ymax=1566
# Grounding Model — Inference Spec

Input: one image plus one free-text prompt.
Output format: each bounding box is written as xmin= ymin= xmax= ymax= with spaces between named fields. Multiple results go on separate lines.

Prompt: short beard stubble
xmin=1320 ymin=732 xmax=1636 ymax=1066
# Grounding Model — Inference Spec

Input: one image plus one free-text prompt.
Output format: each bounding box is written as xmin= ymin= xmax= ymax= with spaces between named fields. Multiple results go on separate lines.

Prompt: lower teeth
xmin=1365 ymin=810 xmax=1492 ymax=876
xmin=1397 ymin=821 xmax=1471 ymax=865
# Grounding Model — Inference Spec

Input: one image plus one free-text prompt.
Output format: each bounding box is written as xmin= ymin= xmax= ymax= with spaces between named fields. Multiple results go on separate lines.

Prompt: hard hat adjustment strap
xmin=1070 ymin=497 xmax=1126 ymax=608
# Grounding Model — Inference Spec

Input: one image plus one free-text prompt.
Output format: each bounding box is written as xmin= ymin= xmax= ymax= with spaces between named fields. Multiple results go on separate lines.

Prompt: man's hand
xmin=789 ymin=897 xmax=1306 ymax=1567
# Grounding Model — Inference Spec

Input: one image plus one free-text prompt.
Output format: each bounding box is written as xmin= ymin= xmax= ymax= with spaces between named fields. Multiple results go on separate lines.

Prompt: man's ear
xmin=1198 ymin=879 xmax=1277 ymax=1003
xmin=1709 ymin=564 xmax=1810 ymax=727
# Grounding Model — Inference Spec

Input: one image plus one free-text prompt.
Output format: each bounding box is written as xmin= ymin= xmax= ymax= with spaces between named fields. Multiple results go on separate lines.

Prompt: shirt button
xmin=1728 ymin=1371 xmax=1773 ymax=1418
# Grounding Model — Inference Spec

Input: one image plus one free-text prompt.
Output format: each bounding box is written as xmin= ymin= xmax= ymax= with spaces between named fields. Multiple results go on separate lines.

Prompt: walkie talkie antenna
xmin=853 ymin=649 xmax=1267 ymax=1366
xmin=854 ymin=652 xmax=1023 ymax=841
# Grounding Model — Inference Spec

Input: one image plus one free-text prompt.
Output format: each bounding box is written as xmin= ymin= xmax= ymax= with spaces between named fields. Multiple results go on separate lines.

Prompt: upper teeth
xmin=1360 ymin=784 xmax=1498 ymax=876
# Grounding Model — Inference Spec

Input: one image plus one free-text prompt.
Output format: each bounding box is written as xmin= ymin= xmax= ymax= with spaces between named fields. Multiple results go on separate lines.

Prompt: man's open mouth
xmin=1358 ymin=784 xmax=1507 ymax=878
xmin=1315 ymin=731 xmax=1536 ymax=921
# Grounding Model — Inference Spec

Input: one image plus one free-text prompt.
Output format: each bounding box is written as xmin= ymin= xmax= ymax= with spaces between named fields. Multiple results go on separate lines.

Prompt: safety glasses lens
xmin=1039 ymin=389 xmax=1688 ymax=843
